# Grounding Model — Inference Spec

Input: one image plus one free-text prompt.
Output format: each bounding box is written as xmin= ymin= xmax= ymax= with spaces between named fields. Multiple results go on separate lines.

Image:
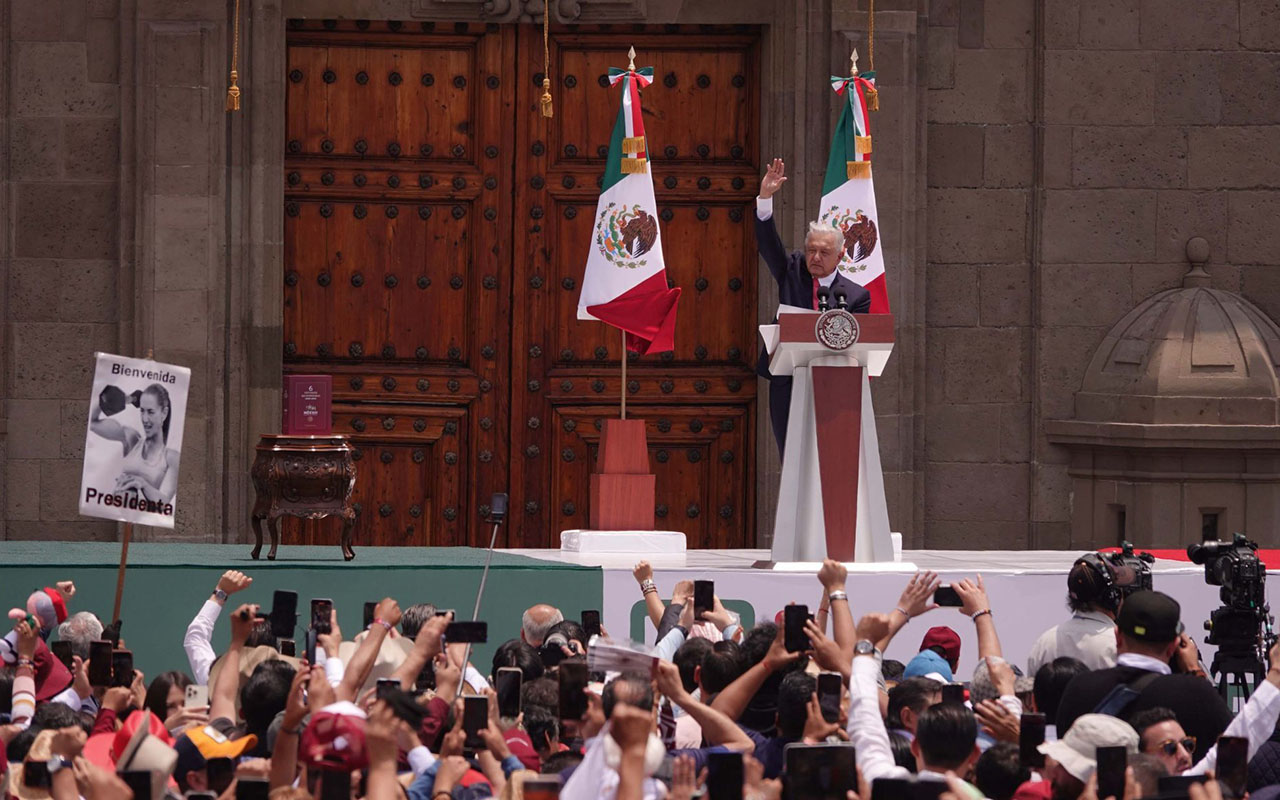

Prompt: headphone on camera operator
xmin=1069 ymin=543 xmax=1155 ymax=616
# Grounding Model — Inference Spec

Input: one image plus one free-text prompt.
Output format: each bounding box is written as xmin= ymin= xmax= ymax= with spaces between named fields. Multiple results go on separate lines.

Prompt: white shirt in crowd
xmin=1026 ymin=610 xmax=1117 ymax=676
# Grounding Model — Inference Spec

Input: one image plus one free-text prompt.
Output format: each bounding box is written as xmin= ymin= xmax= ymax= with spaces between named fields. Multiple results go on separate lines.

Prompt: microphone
xmin=817 ymin=287 xmax=831 ymax=311
xmin=834 ymin=290 xmax=849 ymax=310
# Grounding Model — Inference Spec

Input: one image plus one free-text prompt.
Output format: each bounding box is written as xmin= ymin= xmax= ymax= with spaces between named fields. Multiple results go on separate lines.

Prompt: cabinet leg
xmin=267 ymin=516 xmax=281 ymax=561
xmin=341 ymin=514 xmax=356 ymax=561
xmin=250 ymin=515 xmax=264 ymax=560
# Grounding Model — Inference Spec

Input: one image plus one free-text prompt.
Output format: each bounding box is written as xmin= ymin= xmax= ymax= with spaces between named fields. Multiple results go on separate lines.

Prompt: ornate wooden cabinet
xmin=283 ymin=20 xmax=760 ymax=549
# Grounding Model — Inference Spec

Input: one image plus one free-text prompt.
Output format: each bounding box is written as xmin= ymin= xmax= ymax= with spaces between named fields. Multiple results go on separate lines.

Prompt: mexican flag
xmin=819 ymin=73 xmax=889 ymax=313
xmin=576 ymin=65 xmax=681 ymax=354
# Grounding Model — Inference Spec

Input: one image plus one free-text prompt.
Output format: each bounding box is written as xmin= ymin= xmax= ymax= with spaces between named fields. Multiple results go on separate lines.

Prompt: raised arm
xmin=819 ymin=560 xmax=854 ymax=661
xmin=633 ymin=562 xmax=664 ymax=631
xmin=711 ymin=622 xmax=799 ymax=721
xmin=876 ymin=571 xmax=941 ymax=653
xmin=339 ymin=597 xmax=401 ymax=701
xmin=390 ymin=613 xmax=448 ymax=690
xmin=756 ymin=157 xmax=790 ymax=281
xmin=89 ymin=405 xmax=136 ymax=451
xmin=184 ymin=570 xmax=252 ymax=685
xmin=657 ymin=661 xmax=754 ymax=753
xmin=211 ymin=603 xmax=256 ymax=722
xmin=954 ymin=575 xmax=1002 ymax=659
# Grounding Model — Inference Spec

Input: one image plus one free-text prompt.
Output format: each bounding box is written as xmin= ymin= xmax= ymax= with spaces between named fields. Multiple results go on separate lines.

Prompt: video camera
xmin=1102 ymin=541 xmax=1155 ymax=598
xmin=1187 ymin=532 xmax=1275 ymax=701
xmin=1188 ymin=532 xmax=1268 ymax=612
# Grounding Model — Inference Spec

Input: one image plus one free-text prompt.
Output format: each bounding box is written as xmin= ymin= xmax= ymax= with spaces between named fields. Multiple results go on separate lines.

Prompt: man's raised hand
xmin=818 ymin=559 xmax=848 ymax=593
xmin=897 ymin=571 xmax=941 ymax=619
xmin=760 ymin=158 xmax=787 ymax=199
xmin=229 ymin=603 xmax=260 ymax=646
xmin=216 ymin=571 xmax=252 ymax=597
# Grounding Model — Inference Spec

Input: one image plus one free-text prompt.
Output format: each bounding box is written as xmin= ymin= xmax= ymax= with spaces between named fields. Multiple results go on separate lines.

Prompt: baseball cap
xmin=300 ymin=701 xmax=369 ymax=772
xmin=1116 ymin=590 xmax=1183 ymax=643
xmin=1039 ymin=714 xmax=1138 ymax=782
xmin=115 ymin=716 xmax=179 ymax=800
xmin=903 ymin=649 xmax=954 ymax=683
xmin=174 ymin=719 xmax=258 ymax=781
xmin=8 ymin=729 xmax=57 ymax=800
xmin=919 ymin=626 xmax=962 ymax=667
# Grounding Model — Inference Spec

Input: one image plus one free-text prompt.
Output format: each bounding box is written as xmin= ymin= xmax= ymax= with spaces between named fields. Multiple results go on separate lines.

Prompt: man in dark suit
xmin=1054 ymin=590 xmax=1232 ymax=763
xmin=755 ymin=158 xmax=871 ymax=457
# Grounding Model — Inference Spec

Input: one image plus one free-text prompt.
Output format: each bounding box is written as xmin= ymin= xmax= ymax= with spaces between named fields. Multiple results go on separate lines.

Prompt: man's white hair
xmin=522 ymin=605 xmax=564 ymax=646
xmin=804 ymin=221 xmax=845 ymax=252
xmin=57 ymin=611 xmax=103 ymax=659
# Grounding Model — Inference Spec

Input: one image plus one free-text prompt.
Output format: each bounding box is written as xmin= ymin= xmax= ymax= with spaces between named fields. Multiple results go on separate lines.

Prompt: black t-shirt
xmin=1055 ymin=666 xmax=1232 ymax=762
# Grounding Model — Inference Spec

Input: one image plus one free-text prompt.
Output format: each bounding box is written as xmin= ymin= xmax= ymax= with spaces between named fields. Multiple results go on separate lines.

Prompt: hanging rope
xmin=226 ymin=0 xmax=241 ymax=111
xmin=864 ymin=0 xmax=879 ymax=111
xmin=540 ymin=3 xmax=554 ymax=117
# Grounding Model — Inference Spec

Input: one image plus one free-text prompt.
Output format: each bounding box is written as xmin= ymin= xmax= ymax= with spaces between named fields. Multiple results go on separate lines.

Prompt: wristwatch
xmin=854 ymin=640 xmax=876 ymax=656
xmin=213 ymin=588 xmax=228 ymax=603
xmin=47 ymin=757 xmax=72 ymax=775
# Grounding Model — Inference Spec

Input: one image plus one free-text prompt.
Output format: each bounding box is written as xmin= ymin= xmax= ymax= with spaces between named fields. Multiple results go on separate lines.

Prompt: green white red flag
xmin=819 ymin=72 xmax=889 ymax=313
xmin=576 ymin=64 xmax=681 ymax=354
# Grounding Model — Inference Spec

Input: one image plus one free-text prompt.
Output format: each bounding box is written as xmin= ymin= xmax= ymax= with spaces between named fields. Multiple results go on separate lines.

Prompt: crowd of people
xmin=0 ymin=554 xmax=1275 ymax=800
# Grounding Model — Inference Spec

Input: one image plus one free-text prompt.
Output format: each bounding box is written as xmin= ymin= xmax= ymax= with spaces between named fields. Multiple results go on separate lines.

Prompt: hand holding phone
xmin=581 ymin=609 xmax=602 ymax=639
xmin=707 ymin=751 xmax=744 ymax=800
xmin=88 ymin=640 xmax=112 ymax=687
xmin=444 ymin=620 xmax=488 ymax=644
xmin=1095 ymin=746 xmax=1127 ymax=800
xmin=558 ymin=660 xmax=589 ymax=720
xmin=185 ymin=684 xmax=209 ymax=709
xmin=1019 ymin=713 xmax=1046 ymax=768
xmin=463 ymin=695 xmax=489 ymax=751
xmin=110 ymin=650 xmax=134 ymax=688
xmin=1217 ymin=735 xmax=1248 ymax=796
xmin=50 ymin=640 xmax=74 ymax=671
xmin=496 ymin=667 xmax=523 ymax=718
xmin=817 ymin=672 xmax=842 ymax=724
xmin=783 ymin=605 xmax=812 ymax=653
xmin=933 ymin=585 xmax=963 ymax=607
xmin=310 ymin=598 xmax=333 ymax=635
xmin=694 ymin=580 xmax=715 ymax=619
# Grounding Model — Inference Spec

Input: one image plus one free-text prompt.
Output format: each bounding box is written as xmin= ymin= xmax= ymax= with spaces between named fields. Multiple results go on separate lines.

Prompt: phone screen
xmin=1095 ymin=746 xmax=1127 ymax=800
xmin=88 ymin=640 xmax=112 ymax=686
xmin=207 ymin=757 xmax=235 ymax=796
xmin=463 ymin=695 xmax=488 ymax=750
xmin=279 ymin=638 xmax=296 ymax=657
xmin=496 ymin=667 xmax=523 ymax=718
xmin=1217 ymin=736 xmax=1248 ymax=796
xmin=364 ymin=602 xmax=377 ymax=630
xmin=933 ymin=585 xmax=963 ymax=607
xmin=445 ymin=621 xmax=488 ymax=644
xmin=558 ymin=660 xmax=589 ymax=720
xmin=50 ymin=640 xmax=74 ymax=671
xmin=111 ymin=649 xmax=134 ymax=688
xmin=941 ymin=683 xmax=966 ymax=705
xmin=119 ymin=770 xmax=151 ymax=800
xmin=784 ymin=743 xmax=856 ymax=800
xmin=271 ymin=590 xmax=299 ymax=639
xmin=870 ymin=778 xmax=912 ymax=800
xmin=521 ymin=777 xmax=561 ymax=800
xmin=1019 ymin=713 xmax=1046 ymax=768
xmin=694 ymin=580 xmax=715 ymax=618
xmin=707 ymin=751 xmax=744 ymax=800
xmin=783 ymin=605 xmax=811 ymax=653
xmin=311 ymin=599 xmax=333 ymax=635
xmin=817 ymin=672 xmax=843 ymax=724
xmin=23 ymin=761 xmax=51 ymax=789
xmin=235 ymin=778 xmax=270 ymax=800
xmin=318 ymin=770 xmax=348 ymax=800
xmin=580 ymin=610 xmax=602 ymax=638
xmin=376 ymin=678 xmax=400 ymax=701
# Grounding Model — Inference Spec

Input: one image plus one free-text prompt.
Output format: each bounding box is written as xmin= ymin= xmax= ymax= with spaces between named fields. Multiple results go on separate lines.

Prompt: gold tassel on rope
xmin=539 ymin=7 xmax=554 ymax=117
xmin=620 ymin=157 xmax=647 ymax=174
xmin=621 ymin=136 xmax=646 ymax=154
xmin=855 ymin=135 xmax=872 ymax=155
xmin=225 ymin=0 xmax=241 ymax=112
xmin=864 ymin=0 xmax=879 ymax=111
xmin=863 ymin=83 xmax=879 ymax=112
xmin=847 ymin=160 xmax=872 ymax=180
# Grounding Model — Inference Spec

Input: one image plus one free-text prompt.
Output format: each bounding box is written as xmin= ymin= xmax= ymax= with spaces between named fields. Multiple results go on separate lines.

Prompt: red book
xmin=282 ymin=375 xmax=332 ymax=435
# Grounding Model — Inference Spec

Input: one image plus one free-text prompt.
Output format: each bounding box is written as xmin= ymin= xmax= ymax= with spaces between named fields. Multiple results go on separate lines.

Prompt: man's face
xmin=804 ymin=235 xmax=842 ymax=279
xmin=1141 ymin=719 xmax=1193 ymax=773
xmin=1045 ymin=758 xmax=1085 ymax=800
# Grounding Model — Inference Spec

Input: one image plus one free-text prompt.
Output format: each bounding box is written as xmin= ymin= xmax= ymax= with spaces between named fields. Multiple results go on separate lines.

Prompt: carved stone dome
xmin=1074 ymin=281 xmax=1280 ymax=426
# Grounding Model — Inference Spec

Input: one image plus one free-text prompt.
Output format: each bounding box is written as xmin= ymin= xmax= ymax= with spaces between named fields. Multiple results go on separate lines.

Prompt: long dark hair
xmin=142 ymin=383 xmax=172 ymax=443
xmin=144 ymin=670 xmax=192 ymax=721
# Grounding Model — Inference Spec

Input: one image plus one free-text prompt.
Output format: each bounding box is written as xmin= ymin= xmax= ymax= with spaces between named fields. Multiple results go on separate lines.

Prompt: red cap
xmin=41 ymin=588 xmax=68 ymax=625
xmin=301 ymin=708 xmax=368 ymax=772
xmin=30 ymin=639 xmax=72 ymax=702
xmin=112 ymin=710 xmax=174 ymax=761
xmin=919 ymin=626 xmax=962 ymax=668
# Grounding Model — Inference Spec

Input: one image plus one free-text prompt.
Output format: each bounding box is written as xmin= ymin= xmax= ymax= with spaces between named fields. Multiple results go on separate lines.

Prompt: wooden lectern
xmin=762 ymin=311 xmax=895 ymax=563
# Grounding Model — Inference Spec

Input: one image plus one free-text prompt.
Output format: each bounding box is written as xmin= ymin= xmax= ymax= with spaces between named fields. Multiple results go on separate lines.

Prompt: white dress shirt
xmin=184 ymin=598 xmax=223 ymax=685
xmin=1026 ymin=611 xmax=1118 ymax=675
xmin=848 ymin=653 xmax=911 ymax=783
xmin=1185 ymin=678 xmax=1280 ymax=776
xmin=1115 ymin=652 xmax=1172 ymax=675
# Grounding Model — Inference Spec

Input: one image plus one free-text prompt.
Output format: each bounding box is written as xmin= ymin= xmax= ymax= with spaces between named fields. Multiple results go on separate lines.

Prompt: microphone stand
xmin=460 ymin=494 xmax=508 ymax=680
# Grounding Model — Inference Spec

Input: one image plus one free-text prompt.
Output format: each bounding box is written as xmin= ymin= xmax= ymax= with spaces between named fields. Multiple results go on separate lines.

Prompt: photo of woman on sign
xmin=89 ymin=382 xmax=181 ymax=504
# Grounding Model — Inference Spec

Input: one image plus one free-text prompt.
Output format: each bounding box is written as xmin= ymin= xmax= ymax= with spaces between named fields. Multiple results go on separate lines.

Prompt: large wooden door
xmin=283 ymin=20 xmax=760 ymax=549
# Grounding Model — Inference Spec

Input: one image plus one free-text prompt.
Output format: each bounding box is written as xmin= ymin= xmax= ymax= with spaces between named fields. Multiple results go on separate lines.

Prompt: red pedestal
xmin=588 ymin=419 xmax=656 ymax=530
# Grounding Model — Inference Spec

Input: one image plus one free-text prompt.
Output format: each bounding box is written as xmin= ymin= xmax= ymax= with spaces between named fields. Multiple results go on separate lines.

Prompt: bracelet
xmin=828 ymin=591 xmax=849 ymax=603
xmin=213 ymin=588 xmax=228 ymax=603
xmin=640 ymin=579 xmax=657 ymax=594
xmin=15 ymin=657 xmax=33 ymax=668
xmin=373 ymin=618 xmax=392 ymax=632
xmin=894 ymin=606 xmax=910 ymax=618
xmin=971 ymin=609 xmax=992 ymax=620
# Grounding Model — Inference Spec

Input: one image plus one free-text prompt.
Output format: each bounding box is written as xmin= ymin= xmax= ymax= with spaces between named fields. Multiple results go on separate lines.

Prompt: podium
xmin=761 ymin=311 xmax=895 ymax=563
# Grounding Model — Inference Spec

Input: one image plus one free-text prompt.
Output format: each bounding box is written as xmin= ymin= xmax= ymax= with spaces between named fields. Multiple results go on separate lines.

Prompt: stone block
xmin=7 ymin=460 xmax=41 ymax=521
xmin=40 ymin=459 xmax=86 ymax=520
xmin=926 ymin=26 xmax=957 ymax=89
xmin=10 ymin=117 xmax=62 ymax=180
xmin=63 ymin=117 xmax=119 ymax=180
xmin=1131 ymin=262 xmax=1191 ymax=303
xmin=983 ymin=0 xmax=1033 ymax=48
xmin=13 ymin=42 xmax=117 ymax=116
xmin=944 ymin=327 xmax=1028 ymax=403
xmin=930 ymin=0 xmax=960 ymax=26
xmin=1154 ymin=51 xmax=1221 ymax=125
xmin=926 ymin=263 xmax=980 ymax=327
xmin=153 ymin=30 xmax=205 ymax=86
xmin=7 ymin=399 xmax=63 ymax=459
xmin=152 ymin=290 xmax=209 ymax=351
xmin=137 ymin=0 xmax=221 ymax=20
xmin=1218 ymin=53 xmax=1280 ymax=126
xmin=1072 ymin=128 xmax=1186 ymax=188
xmin=999 ymin=402 xmax=1031 ymax=462
xmin=1044 ymin=0 xmax=1080 ymax=47
xmin=1044 ymin=50 xmax=1154 ymax=125
xmin=59 ymin=259 xmax=118 ymax=322
xmin=925 ymin=462 xmax=1030 ymax=522
xmin=154 ymin=164 xmax=210 ymax=195
xmin=1033 ymin=462 xmax=1074 ymax=524
xmin=15 ymin=181 xmax=117 ymax=259
xmin=1228 ymin=191 xmax=1280 ymax=264
xmin=877 ymin=414 xmax=904 ymax=472
xmin=11 ymin=0 xmax=88 ymax=41
xmin=155 ymin=227 xmax=210 ymax=290
xmin=925 ymin=519 xmax=1028 ymax=548
xmin=1188 ymin=128 xmax=1280 ymax=189
xmin=871 ymin=354 xmax=902 ymax=416
xmin=928 ymin=188 xmax=1028 ymax=263
xmin=1140 ymin=0 xmax=1238 ymax=49
xmin=1155 ymin=191 xmax=1227 ymax=264
xmin=1041 ymin=189 xmax=1157 ymax=263
xmin=10 ymin=322 xmax=116 ymax=399
xmin=1031 ymin=521 xmax=1073 ymax=549
xmin=1241 ymin=0 xmax=1280 ymax=50
xmin=1078 ymin=0 xmax=1140 ymax=48
xmin=1241 ymin=264 xmax=1280 ymax=323
xmin=1042 ymin=125 xmax=1073 ymax=188
xmin=1040 ymin=264 xmax=1135 ymax=326
xmin=958 ymin=0 xmax=984 ymax=48
xmin=979 ymin=262 xmax=1031 ymax=326
xmin=925 ymin=403 xmax=1001 ymax=462
xmin=154 ymin=86 xmax=209 ymax=166
xmin=927 ymin=124 xmax=984 ymax=187
xmin=925 ymin=329 xmax=947 ymax=407
xmin=9 ymin=259 xmax=62 ymax=322
xmin=928 ymin=48 xmax=1030 ymax=124
xmin=984 ymin=125 xmax=1032 ymax=188
xmin=85 ymin=18 xmax=118 ymax=83
xmin=60 ymin=399 xmax=89 ymax=458
xmin=153 ymin=195 xmax=209 ymax=229
xmin=1038 ymin=326 xmax=1108 ymax=418
xmin=88 ymin=0 xmax=117 ymax=17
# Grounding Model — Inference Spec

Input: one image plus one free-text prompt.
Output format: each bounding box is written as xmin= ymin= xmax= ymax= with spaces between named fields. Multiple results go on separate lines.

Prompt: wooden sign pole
xmin=110 ymin=347 xmax=153 ymax=623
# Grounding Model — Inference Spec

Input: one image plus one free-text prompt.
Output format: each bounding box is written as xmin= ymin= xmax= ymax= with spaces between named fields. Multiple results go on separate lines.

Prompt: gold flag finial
xmin=628 ymin=46 xmax=636 ymax=71
xmin=850 ymin=48 xmax=858 ymax=76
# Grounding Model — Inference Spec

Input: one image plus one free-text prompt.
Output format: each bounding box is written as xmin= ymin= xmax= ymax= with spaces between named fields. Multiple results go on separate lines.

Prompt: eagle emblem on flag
xmin=819 ymin=205 xmax=879 ymax=273
xmin=595 ymin=202 xmax=658 ymax=268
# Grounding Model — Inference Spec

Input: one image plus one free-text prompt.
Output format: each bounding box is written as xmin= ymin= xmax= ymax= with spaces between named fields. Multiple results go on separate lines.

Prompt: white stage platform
xmin=509 ymin=548 xmax=1238 ymax=680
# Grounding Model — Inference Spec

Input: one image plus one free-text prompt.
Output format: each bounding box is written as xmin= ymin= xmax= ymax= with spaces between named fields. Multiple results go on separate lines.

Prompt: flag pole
xmin=620 ymin=330 xmax=627 ymax=420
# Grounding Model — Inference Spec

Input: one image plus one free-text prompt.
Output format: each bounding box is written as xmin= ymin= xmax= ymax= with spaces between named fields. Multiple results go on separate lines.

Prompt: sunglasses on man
xmin=1154 ymin=736 xmax=1197 ymax=757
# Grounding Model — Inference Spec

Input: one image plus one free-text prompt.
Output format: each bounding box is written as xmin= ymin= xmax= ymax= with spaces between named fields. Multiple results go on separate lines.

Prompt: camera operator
xmin=1055 ymin=590 xmax=1231 ymax=763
